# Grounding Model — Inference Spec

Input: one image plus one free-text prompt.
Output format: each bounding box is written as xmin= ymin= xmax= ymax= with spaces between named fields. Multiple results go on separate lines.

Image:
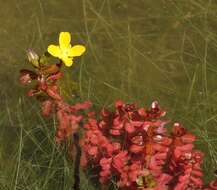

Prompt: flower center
xmin=61 ymin=48 xmax=69 ymax=58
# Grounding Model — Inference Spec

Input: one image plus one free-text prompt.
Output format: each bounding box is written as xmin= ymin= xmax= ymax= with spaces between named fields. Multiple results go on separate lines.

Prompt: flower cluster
xmin=80 ymin=100 xmax=217 ymax=190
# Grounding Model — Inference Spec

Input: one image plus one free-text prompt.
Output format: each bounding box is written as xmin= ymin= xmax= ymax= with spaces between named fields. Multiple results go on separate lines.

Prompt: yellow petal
xmin=62 ymin=57 xmax=73 ymax=67
xmin=59 ymin=32 xmax=71 ymax=49
xmin=47 ymin=45 xmax=61 ymax=58
xmin=69 ymin=45 xmax=86 ymax=57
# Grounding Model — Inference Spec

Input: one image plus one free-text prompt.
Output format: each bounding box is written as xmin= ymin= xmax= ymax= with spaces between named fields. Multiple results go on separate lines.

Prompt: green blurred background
xmin=1 ymin=0 xmax=217 ymax=189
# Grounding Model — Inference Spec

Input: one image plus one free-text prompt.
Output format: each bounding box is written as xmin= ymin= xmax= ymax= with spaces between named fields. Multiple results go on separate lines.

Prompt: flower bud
xmin=26 ymin=49 xmax=39 ymax=67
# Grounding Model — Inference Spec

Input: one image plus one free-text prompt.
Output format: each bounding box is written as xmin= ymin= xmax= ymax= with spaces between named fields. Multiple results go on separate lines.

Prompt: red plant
xmin=80 ymin=100 xmax=217 ymax=190
xmin=20 ymin=49 xmax=217 ymax=190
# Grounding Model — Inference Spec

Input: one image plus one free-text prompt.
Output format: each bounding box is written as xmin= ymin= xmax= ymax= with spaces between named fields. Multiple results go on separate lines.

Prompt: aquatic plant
xmin=19 ymin=32 xmax=217 ymax=190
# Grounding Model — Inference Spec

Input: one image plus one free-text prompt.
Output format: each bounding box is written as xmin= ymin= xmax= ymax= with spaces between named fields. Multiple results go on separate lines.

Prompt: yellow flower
xmin=47 ymin=32 xmax=86 ymax=67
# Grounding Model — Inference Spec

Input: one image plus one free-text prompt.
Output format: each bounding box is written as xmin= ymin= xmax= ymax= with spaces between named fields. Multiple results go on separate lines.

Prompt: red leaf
xmin=41 ymin=100 xmax=53 ymax=117
xmin=46 ymin=86 xmax=62 ymax=100
xmin=88 ymin=146 xmax=98 ymax=156
xmin=181 ymin=133 xmax=196 ymax=144
xmin=129 ymin=144 xmax=143 ymax=154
